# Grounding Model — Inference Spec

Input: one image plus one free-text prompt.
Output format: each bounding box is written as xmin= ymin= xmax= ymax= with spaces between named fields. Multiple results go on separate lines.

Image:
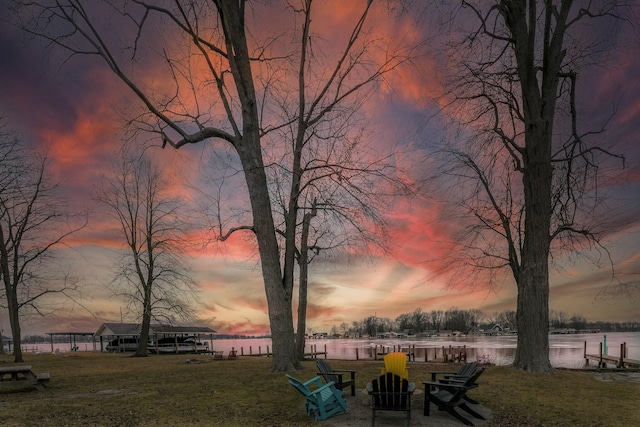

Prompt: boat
xmin=149 ymin=336 xmax=209 ymax=354
xmin=105 ymin=337 xmax=141 ymax=352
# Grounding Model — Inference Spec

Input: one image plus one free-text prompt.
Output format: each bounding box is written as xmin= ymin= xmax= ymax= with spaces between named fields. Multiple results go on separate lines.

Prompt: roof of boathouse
xmin=94 ymin=322 xmax=216 ymax=337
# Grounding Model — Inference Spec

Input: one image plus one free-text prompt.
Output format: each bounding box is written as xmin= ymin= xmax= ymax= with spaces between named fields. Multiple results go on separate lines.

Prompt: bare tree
xmin=0 ymin=119 xmax=84 ymax=362
xmin=14 ymin=0 xmax=415 ymax=370
xmin=263 ymin=0 xmax=413 ymax=360
xmin=430 ymin=1 xmax=629 ymax=372
xmin=12 ymin=0 xmax=300 ymax=370
xmin=97 ymin=146 xmax=197 ymax=357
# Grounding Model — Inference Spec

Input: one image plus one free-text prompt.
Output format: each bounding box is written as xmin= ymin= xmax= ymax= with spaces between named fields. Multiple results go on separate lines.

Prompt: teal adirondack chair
xmin=285 ymin=374 xmax=348 ymax=421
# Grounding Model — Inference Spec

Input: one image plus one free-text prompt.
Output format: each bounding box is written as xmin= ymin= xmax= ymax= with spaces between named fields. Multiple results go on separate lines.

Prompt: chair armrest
xmin=430 ymin=370 xmax=458 ymax=381
xmin=303 ymin=376 xmax=324 ymax=389
xmin=422 ymin=380 xmax=467 ymax=390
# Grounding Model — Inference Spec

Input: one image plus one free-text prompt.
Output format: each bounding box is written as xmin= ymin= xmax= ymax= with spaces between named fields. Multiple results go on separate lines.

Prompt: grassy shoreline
xmin=0 ymin=352 xmax=638 ymax=426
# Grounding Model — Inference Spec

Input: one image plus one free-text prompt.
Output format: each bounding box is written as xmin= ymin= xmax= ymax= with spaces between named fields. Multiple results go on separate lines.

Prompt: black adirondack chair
xmin=316 ymin=359 xmax=357 ymax=396
xmin=366 ymin=372 xmax=415 ymax=427
xmin=422 ymin=367 xmax=486 ymax=426
xmin=429 ymin=361 xmax=479 ymax=404
xmin=429 ymin=361 xmax=478 ymax=382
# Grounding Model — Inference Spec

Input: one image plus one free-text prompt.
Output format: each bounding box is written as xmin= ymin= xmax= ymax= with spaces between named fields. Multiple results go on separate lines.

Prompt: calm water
xmin=20 ymin=332 xmax=639 ymax=369
xmin=208 ymin=332 xmax=639 ymax=369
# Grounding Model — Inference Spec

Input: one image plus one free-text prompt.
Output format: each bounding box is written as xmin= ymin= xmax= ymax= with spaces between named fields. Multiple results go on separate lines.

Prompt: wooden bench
xmin=0 ymin=365 xmax=50 ymax=391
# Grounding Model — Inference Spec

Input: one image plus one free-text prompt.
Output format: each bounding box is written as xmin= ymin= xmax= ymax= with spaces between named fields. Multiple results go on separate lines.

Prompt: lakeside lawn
xmin=0 ymin=352 xmax=638 ymax=426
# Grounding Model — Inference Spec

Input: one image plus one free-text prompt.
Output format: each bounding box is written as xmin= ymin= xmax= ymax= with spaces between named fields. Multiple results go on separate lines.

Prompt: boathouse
xmin=94 ymin=322 xmax=216 ymax=353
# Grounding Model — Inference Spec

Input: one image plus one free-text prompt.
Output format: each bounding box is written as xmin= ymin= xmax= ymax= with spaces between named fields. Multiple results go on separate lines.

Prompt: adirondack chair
xmin=366 ymin=372 xmax=415 ymax=427
xmin=380 ymin=352 xmax=409 ymax=380
xmin=429 ymin=361 xmax=477 ymax=382
xmin=285 ymin=374 xmax=348 ymax=421
xmin=430 ymin=362 xmax=479 ymax=404
xmin=422 ymin=368 xmax=486 ymax=426
xmin=316 ymin=359 xmax=357 ymax=396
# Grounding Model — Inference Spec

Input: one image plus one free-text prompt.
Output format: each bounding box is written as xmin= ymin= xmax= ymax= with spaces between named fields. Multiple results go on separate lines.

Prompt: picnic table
xmin=0 ymin=365 xmax=50 ymax=391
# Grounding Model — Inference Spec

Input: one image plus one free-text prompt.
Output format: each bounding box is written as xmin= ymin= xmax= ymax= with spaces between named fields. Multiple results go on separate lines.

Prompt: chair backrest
xmin=443 ymin=368 xmax=485 ymax=407
xmin=383 ymin=352 xmax=409 ymax=380
xmin=370 ymin=373 xmax=410 ymax=409
xmin=316 ymin=359 xmax=338 ymax=383
xmin=458 ymin=361 xmax=477 ymax=378
xmin=285 ymin=374 xmax=311 ymax=397
xmin=459 ymin=366 xmax=484 ymax=387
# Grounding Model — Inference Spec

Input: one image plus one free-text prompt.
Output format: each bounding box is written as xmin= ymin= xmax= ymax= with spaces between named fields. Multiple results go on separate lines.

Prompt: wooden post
xmin=619 ymin=343 xmax=624 ymax=368
xmin=324 ymin=344 xmax=327 ymax=359
xmin=356 ymin=348 xmax=359 ymax=360
xmin=599 ymin=342 xmax=603 ymax=368
xmin=267 ymin=345 xmax=270 ymax=356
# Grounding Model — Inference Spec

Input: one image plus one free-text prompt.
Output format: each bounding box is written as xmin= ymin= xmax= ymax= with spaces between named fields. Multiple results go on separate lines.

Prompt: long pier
xmin=584 ymin=341 xmax=640 ymax=368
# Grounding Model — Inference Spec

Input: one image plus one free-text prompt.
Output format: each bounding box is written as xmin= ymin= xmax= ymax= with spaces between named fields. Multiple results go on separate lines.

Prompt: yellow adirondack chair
xmin=381 ymin=352 xmax=409 ymax=380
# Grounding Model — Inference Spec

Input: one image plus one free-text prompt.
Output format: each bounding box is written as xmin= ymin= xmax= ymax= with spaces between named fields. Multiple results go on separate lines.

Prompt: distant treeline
xmin=324 ymin=308 xmax=640 ymax=337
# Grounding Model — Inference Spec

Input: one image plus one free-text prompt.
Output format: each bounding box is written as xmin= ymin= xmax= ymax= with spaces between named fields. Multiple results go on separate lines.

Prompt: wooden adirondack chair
xmin=285 ymin=374 xmax=348 ymax=421
xmin=429 ymin=361 xmax=477 ymax=382
xmin=422 ymin=368 xmax=486 ymax=426
xmin=316 ymin=359 xmax=357 ymax=396
xmin=430 ymin=361 xmax=479 ymax=404
xmin=366 ymin=372 xmax=415 ymax=427
xmin=381 ymin=352 xmax=409 ymax=380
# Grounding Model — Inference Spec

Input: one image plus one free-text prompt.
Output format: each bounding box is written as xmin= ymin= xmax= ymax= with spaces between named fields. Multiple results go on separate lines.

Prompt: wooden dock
xmin=584 ymin=341 xmax=640 ymax=368
xmin=233 ymin=344 xmax=327 ymax=359
xmin=370 ymin=344 xmax=467 ymax=363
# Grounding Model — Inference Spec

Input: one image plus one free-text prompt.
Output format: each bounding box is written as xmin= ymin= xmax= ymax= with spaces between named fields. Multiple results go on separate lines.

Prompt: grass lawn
xmin=0 ymin=352 xmax=638 ymax=426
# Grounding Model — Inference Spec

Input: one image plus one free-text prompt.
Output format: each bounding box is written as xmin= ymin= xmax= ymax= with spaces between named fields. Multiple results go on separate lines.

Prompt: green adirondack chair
xmin=285 ymin=374 xmax=348 ymax=421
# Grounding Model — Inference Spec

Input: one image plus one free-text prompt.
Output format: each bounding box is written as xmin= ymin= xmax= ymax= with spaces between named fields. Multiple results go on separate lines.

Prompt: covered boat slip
xmin=94 ymin=323 xmax=216 ymax=354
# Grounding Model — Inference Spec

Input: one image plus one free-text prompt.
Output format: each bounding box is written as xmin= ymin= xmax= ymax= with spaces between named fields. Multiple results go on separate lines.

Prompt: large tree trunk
xmin=218 ymin=1 xmax=299 ymax=371
xmin=512 ymin=104 xmax=554 ymax=373
xmin=240 ymin=145 xmax=298 ymax=371
xmin=505 ymin=0 xmax=568 ymax=373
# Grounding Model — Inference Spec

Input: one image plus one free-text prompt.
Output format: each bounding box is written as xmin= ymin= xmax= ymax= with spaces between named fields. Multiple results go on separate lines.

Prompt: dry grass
xmin=0 ymin=352 xmax=638 ymax=426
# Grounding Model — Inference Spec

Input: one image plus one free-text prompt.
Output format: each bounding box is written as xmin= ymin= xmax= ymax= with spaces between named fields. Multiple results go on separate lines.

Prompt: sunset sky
xmin=0 ymin=1 xmax=639 ymax=338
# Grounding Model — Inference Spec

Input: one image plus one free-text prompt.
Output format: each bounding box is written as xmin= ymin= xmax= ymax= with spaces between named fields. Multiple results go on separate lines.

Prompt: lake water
xmin=19 ymin=331 xmax=639 ymax=369
xmin=207 ymin=332 xmax=638 ymax=369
